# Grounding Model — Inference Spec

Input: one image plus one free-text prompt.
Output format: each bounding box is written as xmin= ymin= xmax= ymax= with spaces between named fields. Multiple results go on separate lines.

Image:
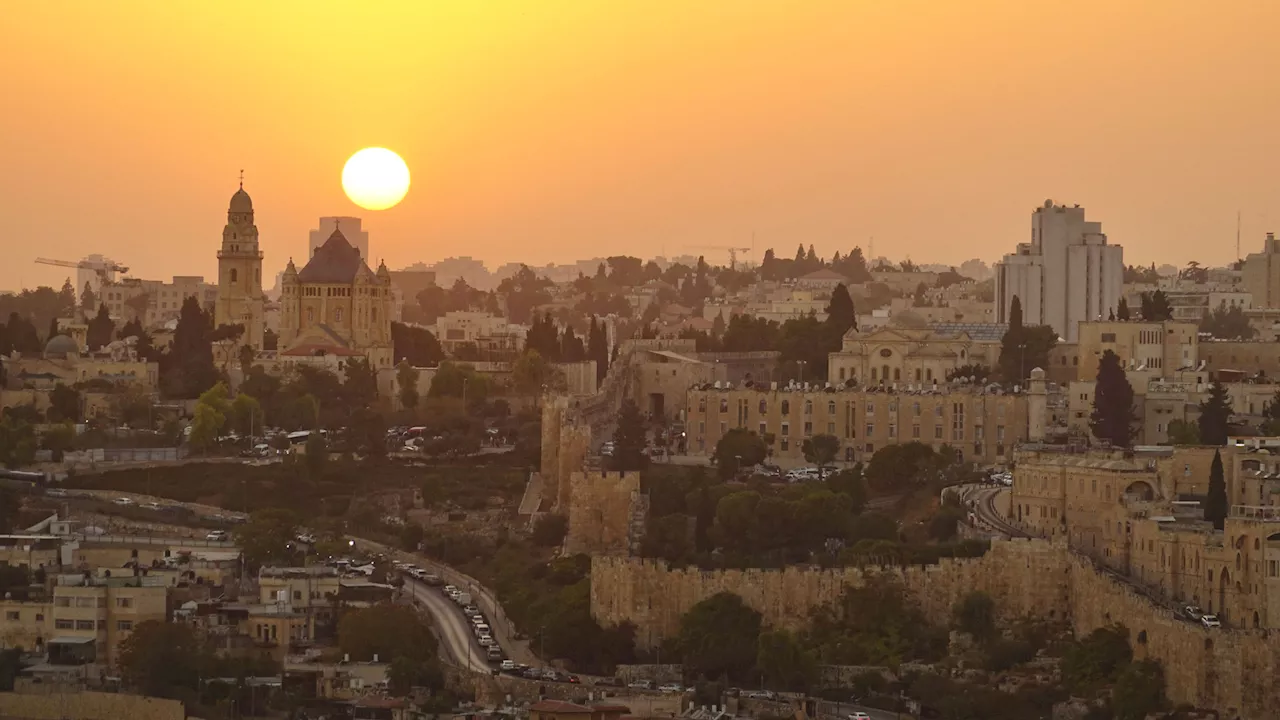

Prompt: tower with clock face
xmin=214 ymin=183 xmax=266 ymax=351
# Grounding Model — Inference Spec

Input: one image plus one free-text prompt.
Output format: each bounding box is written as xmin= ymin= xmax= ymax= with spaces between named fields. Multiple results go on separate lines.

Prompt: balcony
xmin=1231 ymin=505 xmax=1280 ymax=522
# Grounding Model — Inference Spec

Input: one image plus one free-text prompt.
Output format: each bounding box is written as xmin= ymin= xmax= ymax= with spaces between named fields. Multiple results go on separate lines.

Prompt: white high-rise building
xmin=994 ymin=200 xmax=1123 ymax=343
xmin=309 ymin=217 xmax=369 ymax=261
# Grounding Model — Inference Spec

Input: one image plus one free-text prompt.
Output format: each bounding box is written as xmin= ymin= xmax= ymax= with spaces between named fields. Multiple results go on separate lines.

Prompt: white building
xmin=994 ymin=200 xmax=1123 ymax=342
xmin=309 ymin=217 xmax=369 ymax=262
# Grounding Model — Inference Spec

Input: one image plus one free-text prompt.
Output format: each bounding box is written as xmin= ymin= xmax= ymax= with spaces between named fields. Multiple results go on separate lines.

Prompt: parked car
xmin=486 ymin=647 xmax=503 ymax=660
xmin=500 ymin=660 xmax=517 ymax=672
xmin=206 ymin=530 xmax=229 ymax=541
xmin=113 ymin=497 xmax=134 ymax=506
xmin=141 ymin=502 xmax=162 ymax=511
xmin=422 ymin=573 xmax=442 ymax=586
xmin=848 ymin=713 xmax=872 ymax=720
xmin=628 ymin=679 xmax=654 ymax=690
xmin=658 ymin=683 xmax=685 ymax=694
xmin=1201 ymin=614 xmax=1222 ymax=628
xmin=45 ymin=488 xmax=68 ymax=498
xmin=1184 ymin=605 xmax=1204 ymax=620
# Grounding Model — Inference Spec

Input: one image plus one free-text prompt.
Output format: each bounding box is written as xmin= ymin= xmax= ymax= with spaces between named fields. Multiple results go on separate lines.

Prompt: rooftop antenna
xmin=1236 ymin=210 xmax=1242 ymax=261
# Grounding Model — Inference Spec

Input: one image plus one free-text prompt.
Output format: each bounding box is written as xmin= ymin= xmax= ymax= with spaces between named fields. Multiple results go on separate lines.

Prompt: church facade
xmin=277 ymin=225 xmax=395 ymax=369
xmin=215 ymin=186 xmax=266 ymax=350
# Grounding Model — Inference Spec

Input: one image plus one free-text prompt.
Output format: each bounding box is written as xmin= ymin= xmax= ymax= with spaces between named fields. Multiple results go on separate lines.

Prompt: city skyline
xmin=4 ymin=1 xmax=1280 ymax=292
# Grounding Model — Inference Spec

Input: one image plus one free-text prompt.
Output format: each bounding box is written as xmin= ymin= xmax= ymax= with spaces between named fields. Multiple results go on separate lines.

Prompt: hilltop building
xmin=278 ymin=226 xmax=395 ymax=369
xmin=994 ymin=200 xmax=1123 ymax=343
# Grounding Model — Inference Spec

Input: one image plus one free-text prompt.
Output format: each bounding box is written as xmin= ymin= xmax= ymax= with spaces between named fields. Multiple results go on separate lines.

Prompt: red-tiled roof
xmin=530 ymin=700 xmax=593 ymax=713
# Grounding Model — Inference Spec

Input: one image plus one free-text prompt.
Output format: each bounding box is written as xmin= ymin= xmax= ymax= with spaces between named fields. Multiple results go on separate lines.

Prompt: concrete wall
xmin=591 ymin=538 xmax=1070 ymax=650
xmin=0 ymin=691 xmax=184 ymax=720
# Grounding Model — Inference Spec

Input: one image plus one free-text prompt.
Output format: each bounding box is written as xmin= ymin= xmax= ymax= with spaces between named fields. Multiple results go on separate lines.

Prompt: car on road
xmin=743 ymin=690 xmax=777 ymax=700
xmin=1201 ymin=614 xmax=1222 ymax=628
xmin=486 ymin=647 xmax=503 ymax=661
xmin=847 ymin=713 xmax=872 ymax=720
xmin=206 ymin=530 xmax=229 ymax=541
xmin=628 ymin=679 xmax=654 ymax=690
xmin=500 ymin=660 xmax=517 ymax=672
xmin=45 ymin=488 xmax=68 ymax=498
xmin=141 ymin=501 xmax=163 ymax=511
xmin=658 ymin=683 xmax=685 ymax=694
xmin=463 ymin=604 xmax=479 ymax=615
xmin=113 ymin=497 xmax=134 ymax=506
xmin=478 ymin=636 xmax=495 ymax=647
xmin=1184 ymin=605 xmax=1204 ymax=620
xmin=421 ymin=573 xmax=442 ymax=586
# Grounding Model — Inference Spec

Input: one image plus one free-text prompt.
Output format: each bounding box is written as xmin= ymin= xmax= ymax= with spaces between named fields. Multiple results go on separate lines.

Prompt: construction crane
xmin=35 ymin=257 xmax=130 ymax=287
xmin=686 ymin=245 xmax=753 ymax=269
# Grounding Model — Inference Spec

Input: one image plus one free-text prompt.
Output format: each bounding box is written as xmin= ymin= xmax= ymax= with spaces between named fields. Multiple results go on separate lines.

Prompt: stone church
xmin=277 ymin=223 xmax=395 ymax=369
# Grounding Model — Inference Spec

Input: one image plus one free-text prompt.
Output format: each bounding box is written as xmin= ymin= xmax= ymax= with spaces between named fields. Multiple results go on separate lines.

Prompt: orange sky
xmin=4 ymin=1 xmax=1280 ymax=291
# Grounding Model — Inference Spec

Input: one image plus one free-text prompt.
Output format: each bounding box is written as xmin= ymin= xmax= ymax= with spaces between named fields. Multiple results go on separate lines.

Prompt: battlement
xmin=568 ymin=470 xmax=642 ymax=485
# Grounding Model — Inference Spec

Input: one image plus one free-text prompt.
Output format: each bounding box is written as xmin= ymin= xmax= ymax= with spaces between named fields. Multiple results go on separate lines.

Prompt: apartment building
xmin=1074 ymin=320 xmax=1199 ymax=382
xmin=994 ymin=200 xmax=1124 ymax=343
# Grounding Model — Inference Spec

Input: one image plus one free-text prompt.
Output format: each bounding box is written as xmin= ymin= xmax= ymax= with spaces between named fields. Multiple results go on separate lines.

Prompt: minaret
xmin=215 ymin=175 xmax=266 ymax=350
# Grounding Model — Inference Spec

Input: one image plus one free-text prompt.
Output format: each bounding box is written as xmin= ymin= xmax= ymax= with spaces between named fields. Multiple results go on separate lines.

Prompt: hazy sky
xmin=4 ymin=1 xmax=1279 ymax=291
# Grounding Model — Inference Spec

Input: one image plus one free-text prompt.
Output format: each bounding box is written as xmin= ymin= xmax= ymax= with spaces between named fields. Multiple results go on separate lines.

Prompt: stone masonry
xmin=566 ymin=471 xmax=644 ymax=555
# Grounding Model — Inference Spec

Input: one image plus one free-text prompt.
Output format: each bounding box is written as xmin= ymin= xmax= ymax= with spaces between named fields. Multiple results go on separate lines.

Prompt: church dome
xmin=44 ymin=334 xmax=79 ymax=358
xmin=229 ymin=187 xmax=253 ymax=214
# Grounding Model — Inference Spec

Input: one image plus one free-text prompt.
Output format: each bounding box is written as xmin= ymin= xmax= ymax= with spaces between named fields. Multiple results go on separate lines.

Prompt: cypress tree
xmin=1089 ymin=350 xmax=1136 ymax=447
xmin=825 ymin=283 xmax=856 ymax=336
xmin=1198 ymin=381 xmax=1232 ymax=445
xmin=1117 ymin=297 xmax=1130 ymax=321
xmin=1205 ymin=449 xmax=1227 ymax=530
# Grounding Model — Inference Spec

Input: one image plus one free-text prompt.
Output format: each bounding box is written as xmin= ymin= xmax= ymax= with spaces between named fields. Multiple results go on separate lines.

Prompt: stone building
xmin=1242 ymin=231 xmax=1280 ymax=308
xmin=1074 ymin=319 xmax=1199 ymax=381
xmin=278 ymin=226 xmax=395 ymax=369
xmin=214 ymin=184 xmax=266 ymax=351
xmin=1008 ymin=441 xmax=1280 ymax=630
xmin=826 ymin=325 xmax=1003 ymax=387
xmin=564 ymin=471 xmax=646 ymax=556
xmin=1200 ymin=339 xmax=1280 ymax=379
xmin=686 ymin=377 xmax=1042 ymax=466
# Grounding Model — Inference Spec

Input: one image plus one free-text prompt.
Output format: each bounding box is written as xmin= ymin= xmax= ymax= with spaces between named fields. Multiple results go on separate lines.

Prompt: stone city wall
xmin=566 ymin=471 xmax=642 ymax=555
xmin=0 ymin=692 xmax=184 ymax=720
xmin=591 ymin=538 xmax=1071 ymax=650
xmin=1068 ymin=553 xmax=1280 ymax=720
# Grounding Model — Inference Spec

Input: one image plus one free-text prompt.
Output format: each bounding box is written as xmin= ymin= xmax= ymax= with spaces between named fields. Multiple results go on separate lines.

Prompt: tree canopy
xmin=1089 ymin=350 xmax=1136 ymax=447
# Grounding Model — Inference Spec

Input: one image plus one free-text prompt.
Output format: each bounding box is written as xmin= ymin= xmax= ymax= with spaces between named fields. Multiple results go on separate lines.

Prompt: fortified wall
xmin=566 ymin=471 xmax=645 ymax=555
xmin=591 ymin=538 xmax=1280 ymax=719
xmin=1068 ymin=553 xmax=1280 ymax=718
xmin=591 ymin=538 xmax=1070 ymax=650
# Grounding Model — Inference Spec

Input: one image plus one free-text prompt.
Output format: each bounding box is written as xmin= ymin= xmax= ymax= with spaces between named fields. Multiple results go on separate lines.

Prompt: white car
xmin=1201 ymin=614 xmax=1222 ymax=628
xmin=500 ymin=660 xmax=517 ymax=672
xmin=141 ymin=502 xmax=162 ymax=511
xmin=848 ymin=713 xmax=872 ymax=720
xmin=206 ymin=530 xmax=229 ymax=541
xmin=113 ymin=497 xmax=134 ymax=506
xmin=658 ymin=683 xmax=685 ymax=694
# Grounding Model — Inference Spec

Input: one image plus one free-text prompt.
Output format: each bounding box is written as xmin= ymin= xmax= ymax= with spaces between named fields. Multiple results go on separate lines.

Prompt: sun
xmin=342 ymin=148 xmax=410 ymax=211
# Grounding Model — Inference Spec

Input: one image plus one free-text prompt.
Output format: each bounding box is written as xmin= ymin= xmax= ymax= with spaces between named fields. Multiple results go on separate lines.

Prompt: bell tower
xmin=215 ymin=174 xmax=265 ymax=351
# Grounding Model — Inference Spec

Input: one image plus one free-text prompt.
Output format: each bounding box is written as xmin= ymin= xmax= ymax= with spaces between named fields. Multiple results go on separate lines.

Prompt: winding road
xmin=401 ymin=574 xmax=494 ymax=673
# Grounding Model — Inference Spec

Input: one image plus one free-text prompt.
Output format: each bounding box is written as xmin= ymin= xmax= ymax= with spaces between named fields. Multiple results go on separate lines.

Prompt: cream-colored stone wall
xmin=0 ymin=691 xmax=184 ymax=720
xmin=566 ymin=471 xmax=642 ymax=556
xmin=591 ymin=538 xmax=1070 ymax=650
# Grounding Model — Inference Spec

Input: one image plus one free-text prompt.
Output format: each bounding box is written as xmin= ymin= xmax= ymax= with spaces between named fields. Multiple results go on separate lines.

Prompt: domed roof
xmin=229 ymin=187 xmax=253 ymax=214
xmin=44 ymin=334 xmax=79 ymax=358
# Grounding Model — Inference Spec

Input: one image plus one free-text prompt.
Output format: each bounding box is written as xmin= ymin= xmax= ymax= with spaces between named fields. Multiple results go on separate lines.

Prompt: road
xmin=401 ymin=575 xmax=494 ymax=673
xmin=814 ymin=699 xmax=905 ymax=720
xmin=957 ymin=484 xmax=1027 ymax=537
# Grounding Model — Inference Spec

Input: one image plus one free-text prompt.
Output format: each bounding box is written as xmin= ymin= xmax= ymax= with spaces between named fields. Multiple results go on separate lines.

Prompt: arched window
xmin=719 ymin=398 xmax=728 ymax=413
xmin=804 ymin=400 xmax=813 ymax=414
xmin=781 ymin=400 xmax=790 ymax=415
xmin=893 ymin=368 xmax=901 ymax=381
xmin=828 ymin=401 xmax=836 ymax=414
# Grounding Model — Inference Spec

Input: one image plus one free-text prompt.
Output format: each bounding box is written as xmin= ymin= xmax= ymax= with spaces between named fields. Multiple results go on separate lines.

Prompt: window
xmin=230 ymin=268 xmax=238 ymax=284
xmin=35 ymin=613 xmax=43 ymax=622
xmin=912 ymin=425 xmax=920 ymax=439
xmin=804 ymin=400 xmax=813 ymax=415
xmin=888 ymin=423 xmax=897 ymax=438
xmin=698 ymin=397 xmax=707 ymax=412
xmin=803 ymin=421 xmax=813 ymax=436
xmin=828 ymin=401 xmax=836 ymax=414
xmin=55 ymin=619 xmax=74 ymax=630
xmin=866 ymin=423 xmax=874 ymax=437
xmin=75 ymin=598 xmax=97 ymax=608
xmin=117 ymin=620 xmax=134 ymax=632
xmin=866 ymin=401 xmax=875 ymax=415
xmin=781 ymin=400 xmax=790 ymax=415
xmin=4 ymin=611 xmax=17 ymax=621
xmin=839 ymin=367 xmax=846 ymax=380
xmin=719 ymin=398 xmax=728 ymax=413
xmin=827 ymin=422 xmax=835 ymax=434
xmin=115 ymin=597 xmax=133 ymax=609
xmin=306 ymin=308 xmax=314 ymax=323
xmin=759 ymin=399 xmax=767 ymax=414
xmin=935 ymin=425 xmax=943 ymax=440
xmin=293 ymin=591 xmax=302 ymax=601
xmin=913 ymin=402 xmax=921 ymax=416
xmin=75 ymin=620 xmax=95 ymax=631
xmin=780 ymin=438 xmax=789 ymax=451
xmin=1101 ymin=332 xmax=1116 ymax=342
xmin=781 ymin=422 xmax=790 ymax=437
xmin=935 ymin=405 xmax=943 ymax=417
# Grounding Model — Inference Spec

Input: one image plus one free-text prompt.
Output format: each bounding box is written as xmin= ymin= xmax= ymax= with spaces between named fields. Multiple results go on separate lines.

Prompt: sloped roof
xmin=928 ymin=322 xmax=1009 ymax=342
xmin=799 ymin=268 xmax=851 ymax=282
xmin=297 ymin=228 xmax=373 ymax=284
